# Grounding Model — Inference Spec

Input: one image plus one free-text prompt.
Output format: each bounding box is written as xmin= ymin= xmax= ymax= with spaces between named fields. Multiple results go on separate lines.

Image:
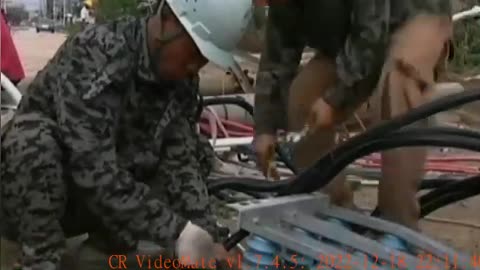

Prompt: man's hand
xmin=254 ymin=134 xmax=280 ymax=180
xmin=307 ymin=97 xmax=345 ymax=132
xmin=213 ymin=243 xmax=230 ymax=259
xmin=214 ymin=244 xmax=243 ymax=270
xmin=176 ymin=221 xmax=215 ymax=267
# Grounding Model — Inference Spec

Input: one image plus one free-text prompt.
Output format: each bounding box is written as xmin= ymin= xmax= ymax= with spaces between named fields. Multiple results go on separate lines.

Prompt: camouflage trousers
xmin=1 ymin=112 xmax=223 ymax=269
xmin=0 ymin=236 xmax=174 ymax=270
xmin=287 ymin=14 xmax=453 ymax=230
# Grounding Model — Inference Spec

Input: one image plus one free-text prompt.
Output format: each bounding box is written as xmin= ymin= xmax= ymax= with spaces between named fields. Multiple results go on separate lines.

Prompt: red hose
xmin=220 ymin=119 xmax=254 ymax=132
xmin=367 ymin=153 xmax=480 ymax=162
xmin=354 ymin=160 xmax=479 ymax=174
xmin=200 ymin=115 xmax=254 ymax=138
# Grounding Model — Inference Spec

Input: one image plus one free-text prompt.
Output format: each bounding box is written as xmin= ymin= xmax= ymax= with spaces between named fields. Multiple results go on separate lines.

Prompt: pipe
xmin=199 ymin=70 xmax=240 ymax=96
xmin=354 ymin=159 xmax=480 ymax=174
xmin=1 ymin=72 xmax=22 ymax=107
xmin=208 ymin=137 xmax=254 ymax=149
xmin=203 ymin=94 xmax=255 ymax=125
xmin=452 ymin=5 xmax=480 ymax=21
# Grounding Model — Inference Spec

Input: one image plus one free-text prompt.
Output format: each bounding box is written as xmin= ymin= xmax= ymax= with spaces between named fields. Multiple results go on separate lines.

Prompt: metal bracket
xmin=230 ymin=60 xmax=255 ymax=93
xmin=227 ymin=194 xmax=474 ymax=270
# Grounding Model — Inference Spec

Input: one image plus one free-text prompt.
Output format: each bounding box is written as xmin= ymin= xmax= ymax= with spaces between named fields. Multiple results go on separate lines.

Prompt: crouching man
xmin=254 ymin=0 xmax=453 ymax=231
xmin=0 ymin=0 xmax=252 ymax=269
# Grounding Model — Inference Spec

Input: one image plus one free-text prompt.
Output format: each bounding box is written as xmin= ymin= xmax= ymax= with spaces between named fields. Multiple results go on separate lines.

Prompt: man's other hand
xmin=307 ymin=98 xmax=345 ymax=132
xmin=214 ymin=244 xmax=243 ymax=270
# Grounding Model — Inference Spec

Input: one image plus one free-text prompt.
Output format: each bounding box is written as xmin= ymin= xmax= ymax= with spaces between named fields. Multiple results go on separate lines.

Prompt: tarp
xmin=1 ymin=12 xmax=25 ymax=84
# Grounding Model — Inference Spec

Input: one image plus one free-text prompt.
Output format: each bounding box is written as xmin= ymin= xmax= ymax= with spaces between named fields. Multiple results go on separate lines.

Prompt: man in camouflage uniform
xmin=0 ymin=0 xmax=252 ymax=269
xmin=254 ymin=0 xmax=453 ymax=230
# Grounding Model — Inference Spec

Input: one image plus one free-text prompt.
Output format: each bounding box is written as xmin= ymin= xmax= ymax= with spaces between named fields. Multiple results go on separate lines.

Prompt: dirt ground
xmin=10 ymin=27 xmax=480 ymax=257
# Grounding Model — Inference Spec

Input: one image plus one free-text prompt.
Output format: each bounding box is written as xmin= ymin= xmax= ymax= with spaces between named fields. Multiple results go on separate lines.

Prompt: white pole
xmin=453 ymin=6 xmax=480 ymax=22
xmin=63 ymin=0 xmax=66 ymax=25
xmin=1 ymin=72 xmax=22 ymax=108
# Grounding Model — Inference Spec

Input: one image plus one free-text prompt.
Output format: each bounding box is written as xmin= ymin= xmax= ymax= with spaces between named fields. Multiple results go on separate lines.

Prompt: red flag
xmin=1 ymin=12 xmax=25 ymax=83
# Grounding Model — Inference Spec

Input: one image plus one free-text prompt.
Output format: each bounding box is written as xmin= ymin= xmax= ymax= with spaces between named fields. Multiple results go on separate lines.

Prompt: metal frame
xmin=227 ymin=194 xmax=473 ymax=270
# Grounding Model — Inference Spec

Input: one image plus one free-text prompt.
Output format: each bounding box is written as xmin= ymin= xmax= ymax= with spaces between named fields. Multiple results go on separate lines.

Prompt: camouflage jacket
xmin=1 ymin=16 xmax=221 ymax=268
xmin=254 ymin=0 xmax=452 ymax=135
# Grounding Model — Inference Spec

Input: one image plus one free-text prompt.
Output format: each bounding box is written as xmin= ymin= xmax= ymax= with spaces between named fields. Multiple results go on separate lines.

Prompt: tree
xmin=4 ymin=6 xmax=29 ymax=25
xmin=450 ymin=0 xmax=480 ymax=75
xmin=94 ymin=0 xmax=140 ymax=23
xmin=46 ymin=0 xmax=53 ymax=19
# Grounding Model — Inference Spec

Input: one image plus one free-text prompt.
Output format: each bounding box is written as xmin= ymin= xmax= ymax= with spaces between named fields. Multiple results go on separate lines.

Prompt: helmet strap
xmin=156 ymin=0 xmax=185 ymax=45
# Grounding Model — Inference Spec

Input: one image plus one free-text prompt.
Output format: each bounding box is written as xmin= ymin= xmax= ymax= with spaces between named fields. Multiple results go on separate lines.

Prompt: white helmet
xmin=164 ymin=0 xmax=254 ymax=71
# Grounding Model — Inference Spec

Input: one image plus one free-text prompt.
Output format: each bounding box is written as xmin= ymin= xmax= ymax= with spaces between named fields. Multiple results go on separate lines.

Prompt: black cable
xmin=209 ymin=177 xmax=455 ymax=199
xmin=208 ymin=177 xmax=286 ymax=193
xmin=286 ymin=127 xmax=480 ymax=194
xmin=211 ymin=127 xmax=480 ymax=195
xmin=420 ymin=175 xmax=479 ymax=204
xmin=203 ymin=96 xmax=254 ymax=115
xmin=419 ymin=174 xmax=480 ymax=217
xmin=421 ymin=190 xmax=480 ymax=217
xmin=281 ymin=135 xmax=480 ymax=194
xmin=419 ymin=179 xmax=455 ymax=190
xmin=320 ymin=89 xmax=480 ymax=162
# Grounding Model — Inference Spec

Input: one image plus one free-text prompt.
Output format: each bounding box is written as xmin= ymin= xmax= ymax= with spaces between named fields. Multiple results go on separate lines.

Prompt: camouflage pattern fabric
xmin=1 ymin=16 xmax=224 ymax=270
xmin=254 ymin=0 xmax=452 ymax=135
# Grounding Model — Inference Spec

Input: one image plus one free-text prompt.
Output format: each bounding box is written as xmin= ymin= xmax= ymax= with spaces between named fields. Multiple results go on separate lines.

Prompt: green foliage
xmin=4 ymin=7 xmax=29 ymax=25
xmin=95 ymin=0 xmax=142 ymax=23
xmin=65 ymin=22 xmax=84 ymax=36
xmin=449 ymin=18 xmax=480 ymax=75
xmin=65 ymin=0 xmax=153 ymax=36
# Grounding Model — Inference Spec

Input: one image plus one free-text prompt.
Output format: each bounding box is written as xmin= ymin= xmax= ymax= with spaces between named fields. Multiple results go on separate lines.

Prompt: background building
xmin=39 ymin=0 xmax=77 ymax=21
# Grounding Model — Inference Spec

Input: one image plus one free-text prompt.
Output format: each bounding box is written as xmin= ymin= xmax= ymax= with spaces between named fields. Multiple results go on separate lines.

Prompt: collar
xmin=136 ymin=17 xmax=158 ymax=83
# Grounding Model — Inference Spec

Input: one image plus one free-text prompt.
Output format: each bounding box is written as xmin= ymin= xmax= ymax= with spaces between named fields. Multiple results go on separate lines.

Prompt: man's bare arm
xmin=254 ymin=3 xmax=306 ymax=135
